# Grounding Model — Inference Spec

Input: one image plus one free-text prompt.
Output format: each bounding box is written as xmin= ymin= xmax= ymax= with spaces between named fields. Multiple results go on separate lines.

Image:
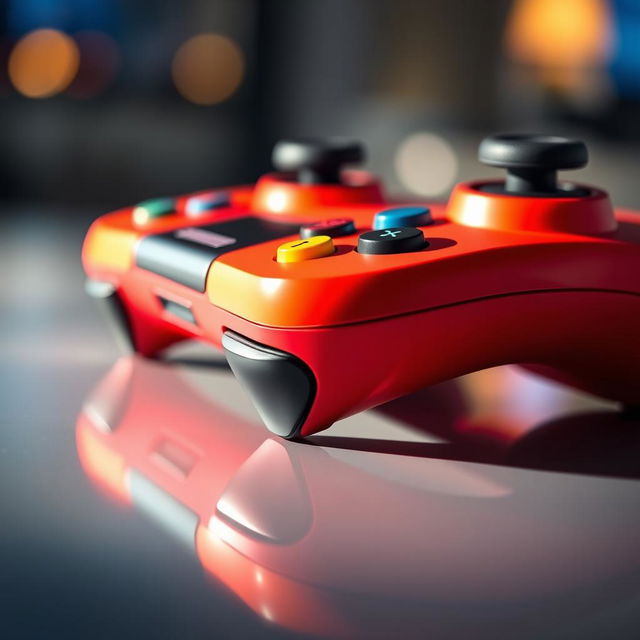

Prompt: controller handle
xmin=223 ymin=290 xmax=640 ymax=439
xmin=272 ymin=138 xmax=364 ymax=184
xmin=478 ymin=134 xmax=588 ymax=195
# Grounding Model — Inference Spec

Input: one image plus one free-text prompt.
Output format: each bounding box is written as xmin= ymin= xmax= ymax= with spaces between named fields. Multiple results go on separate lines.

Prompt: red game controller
xmin=82 ymin=134 xmax=640 ymax=439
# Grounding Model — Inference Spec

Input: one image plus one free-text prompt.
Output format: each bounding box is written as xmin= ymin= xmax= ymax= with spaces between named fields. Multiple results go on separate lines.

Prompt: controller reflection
xmin=76 ymin=357 xmax=640 ymax=639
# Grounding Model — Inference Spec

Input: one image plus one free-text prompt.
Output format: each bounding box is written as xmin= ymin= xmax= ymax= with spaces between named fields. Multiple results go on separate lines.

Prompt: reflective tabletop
xmin=2 ymin=214 xmax=640 ymax=639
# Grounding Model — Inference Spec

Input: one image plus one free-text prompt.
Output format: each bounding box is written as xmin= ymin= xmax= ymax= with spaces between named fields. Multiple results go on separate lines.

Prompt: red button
xmin=300 ymin=218 xmax=356 ymax=239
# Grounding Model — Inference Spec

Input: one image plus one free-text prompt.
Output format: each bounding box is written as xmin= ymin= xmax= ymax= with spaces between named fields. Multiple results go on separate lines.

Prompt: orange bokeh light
xmin=172 ymin=33 xmax=245 ymax=105
xmin=506 ymin=0 xmax=612 ymax=68
xmin=8 ymin=28 xmax=80 ymax=98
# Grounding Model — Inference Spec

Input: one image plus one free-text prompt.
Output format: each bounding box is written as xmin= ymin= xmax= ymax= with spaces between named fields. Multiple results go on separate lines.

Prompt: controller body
xmin=82 ymin=137 xmax=640 ymax=439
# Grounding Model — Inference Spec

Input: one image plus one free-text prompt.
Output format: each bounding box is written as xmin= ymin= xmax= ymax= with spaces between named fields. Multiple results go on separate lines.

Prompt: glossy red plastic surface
xmin=82 ymin=170 xmax=640 ymax=436
xmin=250 ymin=170 xmax=384 ymax=215
xmin=448 ymin=180 xmax=617 ymax=234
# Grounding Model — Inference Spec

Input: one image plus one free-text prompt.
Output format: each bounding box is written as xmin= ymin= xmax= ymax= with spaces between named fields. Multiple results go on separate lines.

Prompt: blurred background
xmin=2 ymin=0 xmax=640 ymax=217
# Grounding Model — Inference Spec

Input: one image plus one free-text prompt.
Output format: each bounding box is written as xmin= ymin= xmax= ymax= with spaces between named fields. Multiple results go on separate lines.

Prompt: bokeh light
xmin=506 ymin=0 xmax=612 ymax=68
xmin=265 ymin=189 xmax=288 ymax=213
xmin=394 ymin=132 xmax=458 ymax=197
xmin=171 ymin=33 xmax=244 ymax=105
xmin=8 ymin=28 xmax=80 ymax=98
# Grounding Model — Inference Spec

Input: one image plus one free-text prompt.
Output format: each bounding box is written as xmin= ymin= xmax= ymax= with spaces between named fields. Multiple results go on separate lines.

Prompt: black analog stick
xmin=478 ymin=134 xmax=588 ymax=195
xmin=272 ymin=138 xmax=365 ymax=184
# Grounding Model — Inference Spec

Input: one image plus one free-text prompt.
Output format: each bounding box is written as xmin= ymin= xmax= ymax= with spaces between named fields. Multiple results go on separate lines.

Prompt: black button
xmin=300 ymin=218 xmax=356 ymax=239
xmin=357 ymin=227 xmax=427 ymax=255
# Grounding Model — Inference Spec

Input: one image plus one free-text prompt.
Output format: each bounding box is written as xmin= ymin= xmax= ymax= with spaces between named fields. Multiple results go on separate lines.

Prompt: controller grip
xmin=86 ymin=280 xmax=189 ymax=357
xmin=225 ymin=290 xmax=640 ymax=438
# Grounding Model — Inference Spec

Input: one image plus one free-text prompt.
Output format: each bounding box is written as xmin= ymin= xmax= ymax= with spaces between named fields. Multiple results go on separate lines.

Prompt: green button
xmin=133 ymin=198 xmax=175 ymax=225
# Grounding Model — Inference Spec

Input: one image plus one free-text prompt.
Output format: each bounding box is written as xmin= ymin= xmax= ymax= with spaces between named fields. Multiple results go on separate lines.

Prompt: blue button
xmin=185 ymin=191 xmax=230 ymax=216
xmin=372 ymin=206 xmax=432 ymax=230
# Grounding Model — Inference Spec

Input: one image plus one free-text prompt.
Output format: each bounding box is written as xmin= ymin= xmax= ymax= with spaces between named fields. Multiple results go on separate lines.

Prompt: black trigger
xmin=221 ymin=331 xmax=316 ymax=439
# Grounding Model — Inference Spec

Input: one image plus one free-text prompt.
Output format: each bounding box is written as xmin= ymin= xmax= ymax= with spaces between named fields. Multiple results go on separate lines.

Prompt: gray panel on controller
xmin=135 ymin=216 xmax=300 ymax=291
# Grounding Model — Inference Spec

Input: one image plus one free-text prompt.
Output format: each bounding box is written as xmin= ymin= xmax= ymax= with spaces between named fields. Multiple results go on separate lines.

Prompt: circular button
xmin=132 ymin=197 xmax=175 ymax=226
xmin=277 ymin=235 xmax=335 ymax=263
xmin=357 ymin=227 xmax=427 ymax=255
xmin=185 ymin=191 xmax=230 ymax=217
xmin=372 ymin=206 xmax=432 ymax=230
xmin=300 ymin=218 xmax=356 ymax=239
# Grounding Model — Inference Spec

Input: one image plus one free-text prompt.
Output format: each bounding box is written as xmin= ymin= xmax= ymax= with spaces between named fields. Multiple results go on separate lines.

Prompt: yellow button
xmin=276 ymin=235 xmax=335 ymax=263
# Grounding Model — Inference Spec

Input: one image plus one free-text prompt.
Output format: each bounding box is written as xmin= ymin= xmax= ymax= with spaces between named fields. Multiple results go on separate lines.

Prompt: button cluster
xmin=276 ymin=205 xmax=433 ymax=262
xmin=134 ymin=197 xmax=434 ymax=261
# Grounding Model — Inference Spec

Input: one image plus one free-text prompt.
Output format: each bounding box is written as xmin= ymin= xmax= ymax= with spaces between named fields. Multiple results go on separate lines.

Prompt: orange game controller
xmin=82 ymin=135 xmax=640 ymax=439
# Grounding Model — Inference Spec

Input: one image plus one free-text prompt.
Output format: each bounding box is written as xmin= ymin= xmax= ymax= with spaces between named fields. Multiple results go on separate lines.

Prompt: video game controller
xmin=82 ymin=134 xmax=640 ymax=439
